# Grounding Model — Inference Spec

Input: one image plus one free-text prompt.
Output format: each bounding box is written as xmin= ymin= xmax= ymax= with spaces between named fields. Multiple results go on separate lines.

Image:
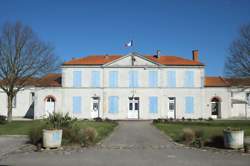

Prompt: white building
xmin=0 ymin=51 xmax=250 ymax=120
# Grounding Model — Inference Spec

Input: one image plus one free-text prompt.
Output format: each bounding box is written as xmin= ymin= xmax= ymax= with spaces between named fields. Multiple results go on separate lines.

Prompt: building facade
xmin=0 ymin=51 xmax=250 ymax=120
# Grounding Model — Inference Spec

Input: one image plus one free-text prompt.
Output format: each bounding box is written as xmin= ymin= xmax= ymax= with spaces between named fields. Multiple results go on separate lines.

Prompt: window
xmin=109 ymin=96 xmax=119 ymax=113
xmin=72 ymin=96 xmax=82 ymax=114
xmin=149 ymin=96 xmax=158 ymax=113
xmin=73 ymin=71 xmax=82 ymax=87
xmin=247 ymin=93 xmax=250 ymax=106
xmin=148 ymin=71 xmax=158 ymax=87
xmin=185 ymin=96 xmax=194 ymax=113
xmin=184 ymin=71 xmax=194 ymax=87
xmin=91 ymin=71 xmax=100 ymax=87
xmin=129 ymin=71 xmax=138 ymax=88
xmin=167 ymin=71 xmax=176 ymax=87
xmin=109 ymin=71 xmax=118 ymax=87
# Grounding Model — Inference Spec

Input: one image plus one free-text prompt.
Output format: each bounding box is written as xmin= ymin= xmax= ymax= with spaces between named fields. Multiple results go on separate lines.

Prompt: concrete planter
xmin=223 ymin=129 xmax=244 ymax=149
xmin=43 ymin=129 xmax=62 ymax=148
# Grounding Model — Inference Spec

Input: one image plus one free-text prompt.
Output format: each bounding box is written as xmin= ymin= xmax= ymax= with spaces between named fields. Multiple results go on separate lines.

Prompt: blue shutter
xmin=185 ymin=71 xmax=194 ymax=87
xmin=129 ymin=71 xmax=139 ymax=88
xmin=109 ymin=71 xmax=118 ymax=87
xmin=149 ymin=96 xmax=158 ymax=113
xmin=91 ymin=71 xmax=100 ymax=87
xmin=185 ymin=96 xmax=194 ymax=113
xmin=149 ymin=71 xmax=158 ymax=87
xmin=73 ymin=71 xmax=82 ymax=87
xmin=167 ymin=71 xmax=176 ymax=87
xmin=73 ymin=96 xmax=81 ymax=114
xmin=109 ymin=96 xmax=118 ymax=113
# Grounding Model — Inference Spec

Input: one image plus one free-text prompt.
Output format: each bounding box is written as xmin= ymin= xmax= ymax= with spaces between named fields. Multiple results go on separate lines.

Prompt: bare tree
xmin=224 ymin=23 xmax=250 ymax=77
xmin=0 ymin=21 xmax=59 ymax=122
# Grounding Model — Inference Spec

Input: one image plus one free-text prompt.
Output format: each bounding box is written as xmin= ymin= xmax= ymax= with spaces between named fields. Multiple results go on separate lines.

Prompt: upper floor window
xmin=73 ymin=71 xmax=82 ymax=87
xmin=109 ymin=71 xmax=118 ymax=88
xmin=129 ymin=71 xmax=138 ymax=88
xmin=167 ymin=71 xmax=176 ymax=87
xmin=91 ymin=71 xmax=100 ymax=87
xmin=184 ymin=71 xmax=194 ymax=87
xmin=148 ymin=71 xmax=158 ymax=87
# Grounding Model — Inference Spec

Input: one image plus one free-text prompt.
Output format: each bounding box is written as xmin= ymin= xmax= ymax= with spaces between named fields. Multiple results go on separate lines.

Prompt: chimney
xmin=154 ymin=50 xmax=160 ymax=58
xmin=192 ymin=50 xmax=199 ymax=61
xmin=104 ymin=54 xmax=109 ymax=59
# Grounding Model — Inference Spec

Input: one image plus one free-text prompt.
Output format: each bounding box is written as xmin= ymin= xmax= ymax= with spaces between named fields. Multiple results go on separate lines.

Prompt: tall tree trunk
xmin=7 ymin=95 xmax=13 ymax=122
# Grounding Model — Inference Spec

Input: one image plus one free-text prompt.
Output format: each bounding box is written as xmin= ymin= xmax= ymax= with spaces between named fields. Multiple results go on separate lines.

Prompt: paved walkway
xmin=0 ymin=121 xmax=250 ymax=166
xmin=0 ymin=135 xmax=28 ymax=156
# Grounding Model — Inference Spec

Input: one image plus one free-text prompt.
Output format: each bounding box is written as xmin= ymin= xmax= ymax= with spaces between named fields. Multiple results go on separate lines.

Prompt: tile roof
xmin=36 ymin=73 xmax=61 ymax=87
xmin=225 ymin=78 xmax=250 ymax=87
xmin=63 ymin=54 xmax=204 ymax=66
xmin=205 ymin=76 xmax=230 ymax=87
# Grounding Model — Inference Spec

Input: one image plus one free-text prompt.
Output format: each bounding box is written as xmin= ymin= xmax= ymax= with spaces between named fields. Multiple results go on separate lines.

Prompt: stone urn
xmin=43 ymin=129 xmax=63 ymax=148
xmin=223 ymin=128 xmax=244 ymax=149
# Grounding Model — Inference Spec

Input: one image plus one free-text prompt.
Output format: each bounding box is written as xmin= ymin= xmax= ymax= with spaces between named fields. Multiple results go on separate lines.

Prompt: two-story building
xmin=0 ymin=51 xmax=249 ymax=120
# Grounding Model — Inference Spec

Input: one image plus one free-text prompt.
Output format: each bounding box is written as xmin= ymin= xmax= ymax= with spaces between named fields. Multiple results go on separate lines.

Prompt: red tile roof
xmin=36 ymin=73 xmax=61 ymax=87
xmin=225 ymin=78 xmax=250 ymax=87
xmin=205 ymin=76 xmax=230 ymax=87
xmin=63 ymin=55 xmax=204 ymax=66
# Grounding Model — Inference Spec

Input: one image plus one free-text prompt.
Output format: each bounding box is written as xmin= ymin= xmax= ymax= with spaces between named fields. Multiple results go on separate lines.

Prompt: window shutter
xmin=185 ymin=96 xmax=194 ymax=113
xmin=73 ymin=96 xmax=82 ymax=114
xmin=109 ymin=71 xmax=118 ymax=87
xmin=129 ymin=71 xmax=139 ymax=88
xmin=149 ymin=71 xmax=158 ymax=87
xmin=149 ymin=96 xmax=158 ymax=113
xmin=73 ymin=71 xmax=82 ymax=87
xmin=167 ymin=71 xmax=176 ymax=87
xmin=109 ymin=96 xmax=119 ymax=113
xmin=91 ymin=71 xmax=100 ymax=87
xmin=185 ymin=71 xmax=194 ymax=87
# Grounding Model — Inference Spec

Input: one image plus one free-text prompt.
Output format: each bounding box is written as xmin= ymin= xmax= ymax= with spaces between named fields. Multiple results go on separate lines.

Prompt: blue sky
xmin=0 ymin=0 xmax=250 ymax=76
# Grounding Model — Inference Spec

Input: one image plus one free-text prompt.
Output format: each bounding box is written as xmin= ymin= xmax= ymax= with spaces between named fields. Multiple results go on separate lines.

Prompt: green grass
xmin=154 ymin=120 xmax=250 ymax=142
xmin=0 ymin=120 xmax=117 ymax=142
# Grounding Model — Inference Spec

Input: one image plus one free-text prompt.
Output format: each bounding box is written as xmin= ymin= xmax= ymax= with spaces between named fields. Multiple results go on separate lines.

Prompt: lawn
xmin=154 ymin=120 xmax=250 ymax=143
xmin=0 ymin=120 xmax=117 ymax=142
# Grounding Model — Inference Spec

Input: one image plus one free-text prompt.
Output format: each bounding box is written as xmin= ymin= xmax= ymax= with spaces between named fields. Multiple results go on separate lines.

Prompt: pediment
xmin=104 ymin=53 xmax=161 ymax=67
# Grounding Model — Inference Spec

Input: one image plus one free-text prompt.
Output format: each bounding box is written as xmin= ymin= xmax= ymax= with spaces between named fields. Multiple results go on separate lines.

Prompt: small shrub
xmin=83 ymin=127 xmax=97 ymax=146
xmin=207 ymin=117 xmax=213 ymax=121
xmin=187 ymin=118 xmax=192 ymax=122
xmin=152 ymin=119 xmax=160 ymax=124
xmin=194 ymin=129 xmax=204 ymax=139
xmin=182 ymin=128 xmax=195 ymax=145
xmin=181 ymin=117 xmax=185 ymax=121
xmin=198 ymin=117 xmax=203 ymax=121
xmin=163 ymin=119 xmax=169 ymax=123
xmin=94 ymin=117 xmax=103 ymax=122
xmin=29 ymin=125 xmax=44 ymax=145
xmin=62 ymin=123 xmax=84 ymax=145
xmin=0 ymin=115 xmax=7 ymax=124
xmin=169 ymin=118 xmax=174 ymax=122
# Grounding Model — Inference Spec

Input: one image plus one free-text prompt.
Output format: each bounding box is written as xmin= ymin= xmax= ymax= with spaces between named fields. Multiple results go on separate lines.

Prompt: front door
xmin=168 ymin=97 xmax=176 ymax=119
xmin=128 ymin=97 xmax=139 ymax=119
xmin=91 ymin=97 xmax=100 ymax=118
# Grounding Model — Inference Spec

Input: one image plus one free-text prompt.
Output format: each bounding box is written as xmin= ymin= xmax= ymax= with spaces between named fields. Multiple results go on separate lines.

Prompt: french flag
xmin=125 ymin=40 xmax=133 ymax=47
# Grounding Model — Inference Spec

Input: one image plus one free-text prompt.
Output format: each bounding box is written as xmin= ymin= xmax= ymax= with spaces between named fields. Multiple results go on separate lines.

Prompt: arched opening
xmin=211 ymin=97 xmax=221 ymax=119
xmin=44 ymin=96 xmax=56 ymax=116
